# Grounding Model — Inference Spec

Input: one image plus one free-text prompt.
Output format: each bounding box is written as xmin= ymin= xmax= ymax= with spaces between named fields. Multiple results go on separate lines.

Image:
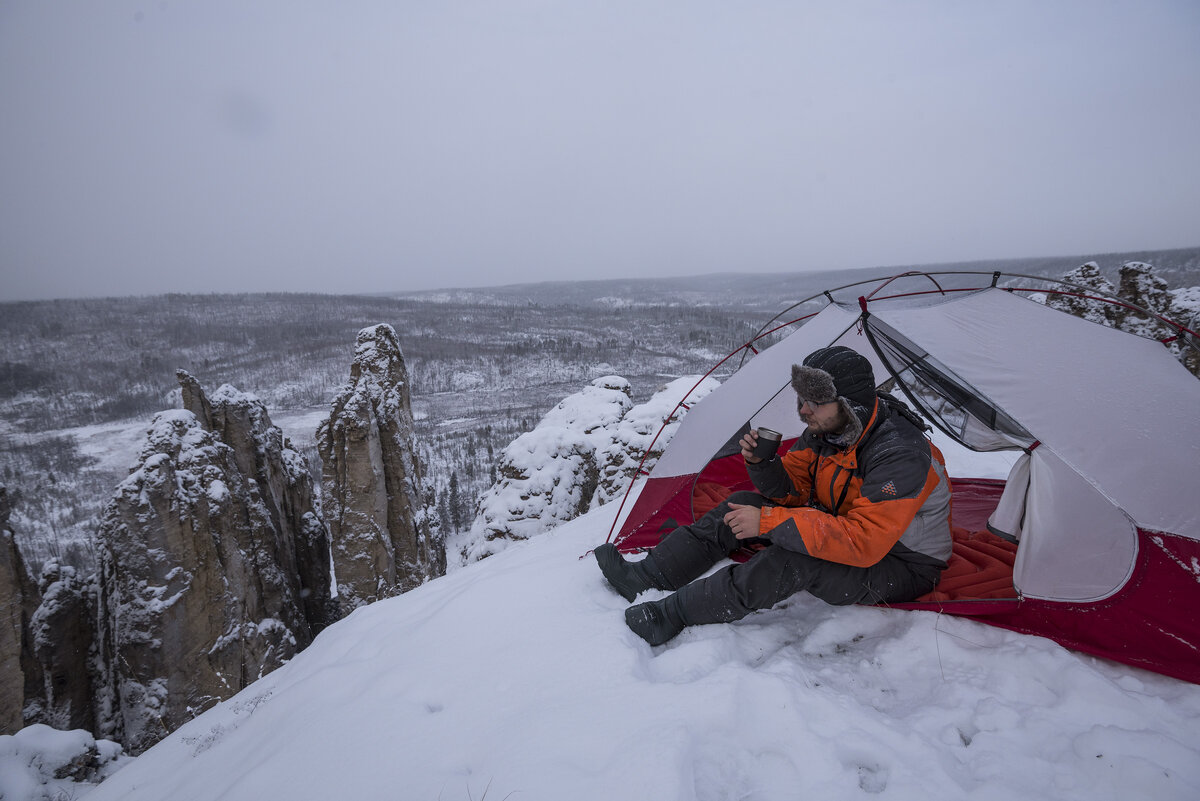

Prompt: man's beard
xmin=802 ymin=409 xmax=849 ymax=436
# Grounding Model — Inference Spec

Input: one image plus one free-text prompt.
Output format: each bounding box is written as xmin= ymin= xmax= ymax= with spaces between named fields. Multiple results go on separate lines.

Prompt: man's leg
xmin=626 ymin=545 xmax=938 ymax=645
xmin=596 ymin=490 xmax=766 ymax=601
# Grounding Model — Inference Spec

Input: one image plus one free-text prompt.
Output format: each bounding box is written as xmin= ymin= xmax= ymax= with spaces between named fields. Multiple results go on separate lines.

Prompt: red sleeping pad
xmin=915 ymin=527 xmax=1017 ymax=602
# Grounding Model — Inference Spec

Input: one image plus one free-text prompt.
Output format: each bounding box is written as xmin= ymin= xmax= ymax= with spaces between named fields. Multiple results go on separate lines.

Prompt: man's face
xmin=798 ymin=397 xmax=847 ymax=435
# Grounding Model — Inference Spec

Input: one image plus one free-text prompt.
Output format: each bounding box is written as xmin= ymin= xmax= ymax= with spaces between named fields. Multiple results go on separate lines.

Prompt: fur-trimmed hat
xmin=791 ymin=346 xmax=877 ymax=412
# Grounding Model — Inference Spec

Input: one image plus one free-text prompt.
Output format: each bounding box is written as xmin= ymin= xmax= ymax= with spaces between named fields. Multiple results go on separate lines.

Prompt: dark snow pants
xmin=649 ymin=491 xmax=941 ymax=627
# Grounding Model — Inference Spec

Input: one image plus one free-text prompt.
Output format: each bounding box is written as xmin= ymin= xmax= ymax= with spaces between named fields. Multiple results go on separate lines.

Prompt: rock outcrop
xmin=591 ymin=376 xmax=721 ymax=510
xmin=1046 ymin=262 xmax=1121 ymax=326
xmin=178 ymin=371 xmax=336 ymax=633
xmin=2 ymin=491 xmax=98 ymax=737
xmin=1048 ymin=261 xmax=1200 ymax=376
xmin=1117 ymin=261 xmax=1180 ymax=328
xmin=0 ymin=724 xmax=131 ymax=797
xmin=0 ymin=485 xmax=41 ymax=735
xmin=463 ymin=376 xmax=634 ymax=563
xmin=461 ymin=374 xmax=719 ymax=565
xmin=29 ymin=561 xmax=96 ymax=732
xmin=318 ymin=324 xmax=444 ymax=612
xmin=94 ymin=374 xmax=333 ymax=753
xmin=1116 ymin=262 xmax=1200 ymax=376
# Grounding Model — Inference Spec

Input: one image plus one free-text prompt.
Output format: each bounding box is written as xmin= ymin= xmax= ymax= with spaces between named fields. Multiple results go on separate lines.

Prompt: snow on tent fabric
xmin=608 ymin=277 xmax=1200 ymax=685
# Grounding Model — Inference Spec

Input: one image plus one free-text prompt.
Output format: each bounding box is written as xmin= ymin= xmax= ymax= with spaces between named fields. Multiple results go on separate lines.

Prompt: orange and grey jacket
xmin=746 ymin=394 xmax=952 ymax=569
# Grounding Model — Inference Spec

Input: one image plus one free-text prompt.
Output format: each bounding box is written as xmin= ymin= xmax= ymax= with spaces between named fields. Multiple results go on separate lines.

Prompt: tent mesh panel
xmin=866 ymin=318 xmax=1033 ymax=451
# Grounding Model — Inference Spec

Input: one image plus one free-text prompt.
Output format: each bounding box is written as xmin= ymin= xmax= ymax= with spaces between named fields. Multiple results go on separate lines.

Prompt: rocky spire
xmin=4 ymin=490 xmax=103 ymax=737
xmin=0 ymin=484 xmax=41 ymax=734
xmin=178 ymin=370 xmax=335 ymax=633
xmin=94 ymin=374 xmax=332 ymax=753
xmin=29 ymin=560 xmax=96 ymax=732
xmin=1118 ymin=261 xmax=1178 ymax=325
xmin=317 ymin=324 xmax=444 ymax=612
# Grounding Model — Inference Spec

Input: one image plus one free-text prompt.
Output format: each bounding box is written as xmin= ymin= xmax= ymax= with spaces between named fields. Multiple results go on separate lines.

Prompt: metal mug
xmin=751 ymin=427 xmax=782 ymax=460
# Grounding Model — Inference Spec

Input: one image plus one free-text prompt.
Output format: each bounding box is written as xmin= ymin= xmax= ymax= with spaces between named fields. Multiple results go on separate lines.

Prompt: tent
xmin=607 ymin=272 xmax=1200 ymax=684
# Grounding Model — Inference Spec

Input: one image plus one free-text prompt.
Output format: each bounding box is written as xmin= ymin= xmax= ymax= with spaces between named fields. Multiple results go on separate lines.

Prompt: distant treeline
xmin=0 ymin=293 xmax=759 ymax=433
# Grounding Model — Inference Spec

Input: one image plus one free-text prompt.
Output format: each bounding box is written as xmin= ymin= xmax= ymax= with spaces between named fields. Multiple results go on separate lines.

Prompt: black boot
xmin=625 ymin=593 xmax=687 ymax=646
xmin=626 ymin=565 xmax=762 ymax=646
xmin=594 ymin=543 xmax=670 ymax=602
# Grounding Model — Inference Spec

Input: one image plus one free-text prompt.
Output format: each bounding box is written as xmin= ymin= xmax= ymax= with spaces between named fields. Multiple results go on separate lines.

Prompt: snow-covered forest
xmin=0 ymin=291 xmax=755 ymax=573
xmin=2 ymin=251 xmax=1199 ymax=799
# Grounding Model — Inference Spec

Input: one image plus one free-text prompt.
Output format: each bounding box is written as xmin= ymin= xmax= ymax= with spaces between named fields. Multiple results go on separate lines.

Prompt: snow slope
xmin=80 ymin=476 xmax=1200 ymax=801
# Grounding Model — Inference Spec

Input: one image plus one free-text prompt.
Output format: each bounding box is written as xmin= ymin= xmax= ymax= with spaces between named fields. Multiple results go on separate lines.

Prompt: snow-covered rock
xmin=1116 ymin=262 xmax=1200 ymax=375
xmin=1172 ymin=284 xmax=1200 ymax=319
xmin=317 ymin=324 xmax=444 ymax=611
xmin=1048 ymin=261 xmax=1199 ymax=376
xmin=1118 ymin=261 xmax=1179 ymax=332
xmin=460 ymin=375 xmax=633 ymax=562
xmin=0 ymin=724 xmax=130 ymax=800
xmin=93 ymin=387 xmax=324 ymax=753
xmin=28 ymin=561 xmax=96 ymax=733
xmin=0 ymin=485 xmax=39 ymax=734
xmin=179 ymin=371 xmax=335 ymax=635
xmin=1045 ymin=261 xmax=1120 ymax=326
xmin=591 ymin=375 xmax=720 ymax=509
xmin=459 ymin=374 xmax=718 ymax=564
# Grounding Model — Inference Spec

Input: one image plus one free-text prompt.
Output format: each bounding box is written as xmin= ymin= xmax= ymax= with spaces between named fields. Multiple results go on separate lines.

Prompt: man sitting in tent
xmin=594 ymin=346 xmax=953 ymax=645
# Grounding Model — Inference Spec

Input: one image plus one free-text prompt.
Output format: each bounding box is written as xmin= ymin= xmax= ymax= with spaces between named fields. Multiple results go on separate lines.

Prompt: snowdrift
xmin=82 ymin=497 xmax=1200 ymax=801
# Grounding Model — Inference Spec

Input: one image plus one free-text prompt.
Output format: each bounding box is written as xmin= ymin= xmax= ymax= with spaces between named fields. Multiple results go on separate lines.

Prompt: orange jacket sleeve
xmin=757 ymin=439 xmax=941 ymax=567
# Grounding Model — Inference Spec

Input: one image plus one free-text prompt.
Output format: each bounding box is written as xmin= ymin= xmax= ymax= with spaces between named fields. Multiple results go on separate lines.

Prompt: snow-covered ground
xmin=48 ymin=444 xmax=1199 ymax=801
xmin=4 ymin=409 xmax=1194 ymax=801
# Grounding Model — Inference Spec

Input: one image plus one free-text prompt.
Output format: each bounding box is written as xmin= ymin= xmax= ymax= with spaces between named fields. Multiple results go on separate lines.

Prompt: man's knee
xmin=706 ymin=490 xmax=767 ymax=519
xmin=693 ymin=491 xmax=769 ymax=552
xmin=727 ymin=545 xmax=823 ymax=611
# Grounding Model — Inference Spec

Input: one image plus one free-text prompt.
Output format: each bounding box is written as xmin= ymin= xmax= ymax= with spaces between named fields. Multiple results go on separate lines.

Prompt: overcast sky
xmin=2 ymin=1 xmax=1198 ymax=301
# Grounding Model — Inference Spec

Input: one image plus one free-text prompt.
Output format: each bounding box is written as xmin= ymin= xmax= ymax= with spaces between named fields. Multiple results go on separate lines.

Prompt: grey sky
xmin=2 ymin=1 xmax=1198 ymax=301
